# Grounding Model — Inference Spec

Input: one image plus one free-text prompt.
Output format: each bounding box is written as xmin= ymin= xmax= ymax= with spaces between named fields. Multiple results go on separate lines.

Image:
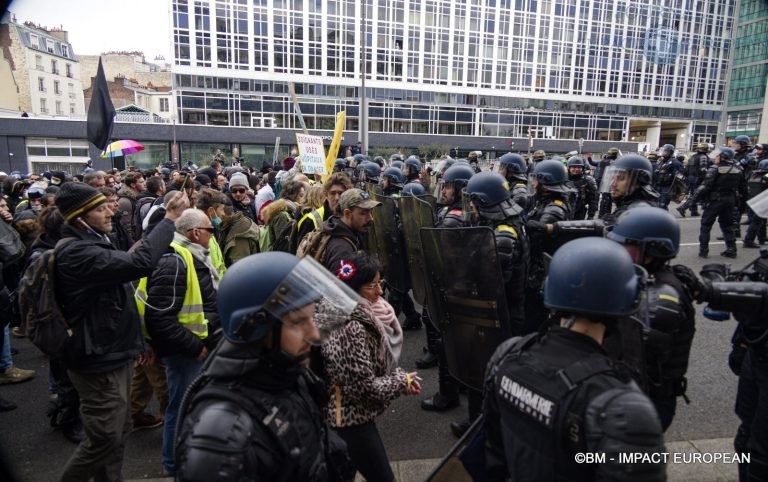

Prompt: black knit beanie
xmin=55 ymin=182 xmax=107 ymax=222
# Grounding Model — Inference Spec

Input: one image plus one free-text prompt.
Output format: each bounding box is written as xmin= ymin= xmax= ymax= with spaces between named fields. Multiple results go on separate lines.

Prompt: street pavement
xmin=0 ymin=205 xmax=754 ymax=481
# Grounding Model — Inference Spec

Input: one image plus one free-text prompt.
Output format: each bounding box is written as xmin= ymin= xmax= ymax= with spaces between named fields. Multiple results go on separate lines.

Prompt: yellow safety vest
xmin=297 ymin=205 xmax=325 ymax=233
xmin=135 ymin=242 xmax=209 ymax=340
xmin=208 ymin=236 xmax=227 ymax=279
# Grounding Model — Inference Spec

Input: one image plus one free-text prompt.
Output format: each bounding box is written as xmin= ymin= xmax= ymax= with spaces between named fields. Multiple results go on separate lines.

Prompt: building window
xmin=61 ymin=44 xmax=69 ymax=57
xmin=40 ymin=98 xmax=47 ymax=113
xmin=54 ymin=80 xmax=60 ymax=95
xmin=35 ymin=55 xmax=43 ymax=70
xmin=55 ymin=101 xmax=62 ymax=115
xmin=51 ymin=60 xmax=59 ymax=75
xmin=38 ymin=77 xmax=45 ymax=92
xmin=160 ymin=98 xmax=170 ymax=112
xmin=30 ymin=33 xmax=39 ymax=49
xmin=70 ymin=103 xmax=75 ymax=114
xmin=46 ymin=38 xmax=54 ymax=53
xmin=66 ymin=63 xmax=73 ymax=78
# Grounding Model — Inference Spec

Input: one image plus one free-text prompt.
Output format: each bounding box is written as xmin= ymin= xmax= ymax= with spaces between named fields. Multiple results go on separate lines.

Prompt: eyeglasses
xmin=231 ymin=188 xmax=247 ymax=194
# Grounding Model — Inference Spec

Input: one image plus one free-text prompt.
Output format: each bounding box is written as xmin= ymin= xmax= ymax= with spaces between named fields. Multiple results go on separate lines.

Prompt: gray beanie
xmin=229 ymin=172 xmax=249 ymax=189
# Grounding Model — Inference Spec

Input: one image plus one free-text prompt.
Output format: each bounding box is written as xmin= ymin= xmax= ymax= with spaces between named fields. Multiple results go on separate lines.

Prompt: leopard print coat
xmin=320 ymin=304 xmax=407 ymax=427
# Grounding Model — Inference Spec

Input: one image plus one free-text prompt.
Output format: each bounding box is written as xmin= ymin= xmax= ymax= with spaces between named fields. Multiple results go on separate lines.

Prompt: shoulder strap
xmin=556 ymin=353 xmax=616 ymax=392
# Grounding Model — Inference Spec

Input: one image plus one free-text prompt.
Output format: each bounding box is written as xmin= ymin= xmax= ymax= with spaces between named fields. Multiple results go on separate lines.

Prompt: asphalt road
xmin=0 ymin=205 xmax=752 ymax=480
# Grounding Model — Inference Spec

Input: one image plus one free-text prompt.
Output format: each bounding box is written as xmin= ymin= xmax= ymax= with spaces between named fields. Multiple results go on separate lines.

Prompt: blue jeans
xmin=160 ymin=354 xmax=203 ymax=474
xmin=1 ymin=326 xmax=12 ymax=370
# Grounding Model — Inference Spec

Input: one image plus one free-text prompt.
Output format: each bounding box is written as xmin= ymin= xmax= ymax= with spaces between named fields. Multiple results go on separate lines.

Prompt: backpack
xmin=17 ymin=238 xmax=76 ymax=357
xmin=296 ymin=230 xmax=355 ymax=262
xmin=132 ymin=196 xmax=157 ymax=239
xmin=271 ymin=212 xmax=300 ymax=254
xmin=0 ymin=219 xmax=24 ymax=264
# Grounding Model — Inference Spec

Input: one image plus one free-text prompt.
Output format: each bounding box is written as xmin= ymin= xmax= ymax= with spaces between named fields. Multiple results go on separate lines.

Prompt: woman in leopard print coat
xmin=318 ymin=251 xmax=420 ymax=482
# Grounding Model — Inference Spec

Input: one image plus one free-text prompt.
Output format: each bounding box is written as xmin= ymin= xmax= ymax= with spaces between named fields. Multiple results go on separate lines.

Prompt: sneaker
xmin=10 ymin=327 xmax=25 ymax=338
xmin=0 ymin=366 xmax=36 ymax=385
xmin=131 ymin=413 xmax=163 ymax=432
xmin=698 ymin=251 xmax=708 ymax=259
xmin=415 ymin=351 xmax=439 ymax=369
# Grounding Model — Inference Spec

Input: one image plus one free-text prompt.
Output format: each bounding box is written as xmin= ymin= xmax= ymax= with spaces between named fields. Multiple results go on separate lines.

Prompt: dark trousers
xmin=61 ymin=363 xmax=132 ymax=482
xmin=744 ymin=208 xmax=767 ymax=244
xmin=334 ymin=421 xmax=394 ymax=482
xmin=388 ymin=289 xmax=418 ymax=321
xmin=699 ymin=198 xmax=737 ymax=254
xmin=657 ymin=184 xmax=673 ymax=210
xmin=130 ymin=358 xmax=168 ymax=419
xmin=423 ymin=309 xmax=459 ymax=400
xmin=735 ymin=349 xmax=768 ymax=482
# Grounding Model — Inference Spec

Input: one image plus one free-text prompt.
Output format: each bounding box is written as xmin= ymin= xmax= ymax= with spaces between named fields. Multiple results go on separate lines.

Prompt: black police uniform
xmin=484 ymin=327 xmax=666 ymax=482
xmin=175 ymin=341 xmax=352 ymax=482
xmin=510 ymin=180 xmax=532 ymax=213
xmin=743 ymin=157 xmax=768 ymax=246
xmin=692 ymin=160 xmax=748 ymax=257
xmin=644 ymin=266 xmax=696 ymax=431
xmin=569 ymin=172 xmax=598 ymax=220
xmin=595 ymin=155 xmax=616 ymax=218
xmin=684 ymin=151 xmax=711 ymax=215
xmin=653 ymin=156 xmax=685 ymax=210
xmin=524 ymin=194 xmax=571 ymax=334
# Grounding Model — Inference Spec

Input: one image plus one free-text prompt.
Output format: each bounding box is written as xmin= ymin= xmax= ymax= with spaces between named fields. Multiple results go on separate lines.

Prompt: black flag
xmin=86 ymin=58 xmax=115 ymax=150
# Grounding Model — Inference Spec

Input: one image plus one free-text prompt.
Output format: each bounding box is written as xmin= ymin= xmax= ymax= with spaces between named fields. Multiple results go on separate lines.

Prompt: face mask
xmin=211 ymin=216 xmax=222 ymax=228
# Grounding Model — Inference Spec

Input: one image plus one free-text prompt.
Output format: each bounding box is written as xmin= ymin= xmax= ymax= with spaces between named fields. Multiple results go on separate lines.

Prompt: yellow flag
xmin=322 ymin=111 xmax=346 ymax=183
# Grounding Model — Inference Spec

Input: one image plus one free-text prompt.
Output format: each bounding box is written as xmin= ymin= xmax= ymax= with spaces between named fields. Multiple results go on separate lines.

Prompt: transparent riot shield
xmin=371 ymin=194 xmax=409 ymax=292
xmin=398 ymin=195 xmax=436 ymax=306
xmin=420 ymin=226 xmax=511 ymax=390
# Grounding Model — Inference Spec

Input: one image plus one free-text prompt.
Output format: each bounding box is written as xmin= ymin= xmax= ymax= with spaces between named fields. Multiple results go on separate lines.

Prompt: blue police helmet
xmin=567 ymin=156 xmax=587 ymax=168
xmin=218 ymin=252 xmax=319 ymax=343
xmin=543 ymin=237 xmax=641 ymax=318
xmin=718 ymin=147 xmax=735 ymax=161
xmin=405 ymin=156 xmax=422 ymax=173
xmin=382 ymin=166 xmax=406 ymax=187
xmin=442 ymin=164 xmax=475 ymax=188
xmin=402 ymin=182 xmax=427 ymax=196
xmin=498 ymin=153 xmax=527 ymax=174
xmin=390 ymin=160 xmax=405 ymax=172
xmin=465 ymin=171 xmax=511 ymax=207
xmin=532 ymin=159 xmax=569 ymax=185
xmin=605 ymin=207 xmax=680 ymax=259
xmin=359 ymin=161 xmax=381 ymax=182
xmin=757 ymin=158 xmax=768 ymax=171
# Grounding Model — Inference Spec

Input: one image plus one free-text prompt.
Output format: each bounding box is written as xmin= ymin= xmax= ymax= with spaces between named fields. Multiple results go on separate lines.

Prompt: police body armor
xmin=370 ymin=194 xmax=408 ymax=292
xmin=644 ymin=268 xmax=695 ymax=405
xmin=175 ymin=367 xmax=351 ymax=482
xmin=654 ymin=159 xmax=676 ymax=187
xmin=420 ymin=226 xmax=511 ymax=390
xmin=688 ymin=153 xmax=710 ymax=181
xmin=399 ymin=195 xmax=436 ymax=306
xmin=698 ymin=163 xmax=744 ymax=203
xmin=747 ymin=169 xmax=768 ymax=200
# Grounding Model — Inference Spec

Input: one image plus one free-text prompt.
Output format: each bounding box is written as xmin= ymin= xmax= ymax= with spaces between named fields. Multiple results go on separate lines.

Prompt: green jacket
xmin=219 ymin=211 xmax=261 ymax=267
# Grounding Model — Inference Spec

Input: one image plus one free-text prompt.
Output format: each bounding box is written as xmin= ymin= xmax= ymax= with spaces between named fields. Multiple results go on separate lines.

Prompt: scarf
xmin=365 ymin=297 xmax=403 ymax=364
xmin=172 ymin=231 xmax=221 ymax=290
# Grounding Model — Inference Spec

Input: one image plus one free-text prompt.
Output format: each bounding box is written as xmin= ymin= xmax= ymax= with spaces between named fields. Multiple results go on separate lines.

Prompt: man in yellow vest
xmin=135 ymin=208 xmax=221 ymax=476
xmin=295 ymin=172 xmax=353 ymax=244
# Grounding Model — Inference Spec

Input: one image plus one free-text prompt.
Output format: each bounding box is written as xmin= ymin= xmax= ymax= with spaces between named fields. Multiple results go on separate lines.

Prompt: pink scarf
xmin=366 ymin=297 xmax=403 ymax=363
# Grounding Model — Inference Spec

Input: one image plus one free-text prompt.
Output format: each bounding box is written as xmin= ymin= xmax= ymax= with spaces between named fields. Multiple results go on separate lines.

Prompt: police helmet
xmin=402 ymin=182 xmax=427 ymax=196
xmin=390 ymin=160 xmax=405 ymax=172
xmin=567 ymin=156 xmax=587 ymax=169
xmin=465 ymin=171 xmax=511 ymax=207
xmin=381 ymin=166 xmax=405 ymax=187
xmin=758 ymin=158 xmax=768 ymax=171
xmin=218 ymin=252 xmax=359 ymax=344
xmin=532 ymin=150 xmax=546 ymax=161
xmin=442 ymin=164 xmax=475 ymax=189
xmin=605 ymin=207 xmax=680 ymax=260
xmin=695 ymin=142 xmax=711 ymax=153
xmin=353 ymin=153 xmax=368 ymax=164
xmin=733 ymin=135 xmax=751 ymax=149
xmin=718 ymin=147 xmax=735 ymax=161
xmin=498 ymin=153 xmax=527 ymax=180
xmin=613 ymin=154 xmax=653 ymax=186
xmin=532 ymin=159 xmax=572 ymax=194
xmin=359 ymin=161 xmax=381 ymax=183
xmin=604 ymin=147 xmax=621 ymax=160
xmin=389 ymin=153 xmax=404 ymax=163
xmin=405 ymin=156 xmax=422 ymax=173
xmin=334 ymin=159 xmax=347 ymax=171
xmin=543 ymin=237 xmax=641 ymax=318
xmin=659 ymin=144 xmax=675 ymax=158
xmin=372 ymin=156 xmax=385 ymax=167
xmin=646 ymin=152 xmax=659 ymax=161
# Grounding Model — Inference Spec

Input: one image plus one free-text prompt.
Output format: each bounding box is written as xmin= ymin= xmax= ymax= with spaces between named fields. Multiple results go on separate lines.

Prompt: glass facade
xmin=172 ymin=0 xmax=734 ymax=143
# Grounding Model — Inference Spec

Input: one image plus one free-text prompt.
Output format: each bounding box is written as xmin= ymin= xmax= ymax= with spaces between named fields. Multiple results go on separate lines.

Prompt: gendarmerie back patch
xmin=498 ymin=375 xmax=557 ymax=428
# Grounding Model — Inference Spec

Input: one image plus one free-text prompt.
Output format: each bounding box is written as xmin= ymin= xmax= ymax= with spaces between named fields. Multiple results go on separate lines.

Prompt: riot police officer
xmin=483 ymin=237 xmax=666 ymax=482
xmin=733 ymin=135 xmax=754 ymax=176
xmin=653 ymin=144 xmax=685 ymax=210
xmin=527 ymin=149 xmax=546 ymax=174
xmin=524 ymin=160 xmax=573 ymax=334
xmin=174 ymin=252 xmax=357 ymax=482
xmin=449 ymin=171 xmax=528 ymax=438
xmin=333 ymin=158 xmax=347 ymax=173
xmin=357 ymin=161 xmax=381 ymax=193
xmin=605 ymin=207 xmax=696 ymax=431
xmin=566 ymin=155 xmax=598 ymax=220
xmin=404 ymin=155 xmax=422 ymax=184
xmin=688 ymin=147 xmax=748 ymax=258
xmin=678 ymin=143 xmax=711 ymax=216
xmin=497 ymin=152 xmax=532 ymax=212
xmin=420 ymin=164 xmax=474 ymax=411
xmin=743 ymin=146 xmax=768 ymax=248
xmin=380 ymin=167 xmax=405 ymax=196
xmin=595 ymin=147 xmax=621 ymax=217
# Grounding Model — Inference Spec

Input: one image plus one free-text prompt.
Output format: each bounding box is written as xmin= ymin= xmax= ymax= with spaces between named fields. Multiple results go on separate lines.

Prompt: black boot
xmin=415 ymin=351 xmax=438 ymax=369
xmin=450 ymin=419 xmax=472 ymax=438
xmin=421 ymin=393 xmax=460 ymax=412
xmin=721 ymin=248 xmax=737 ymax=258
xmin=676 ymin=206 xmax=686 ymax=217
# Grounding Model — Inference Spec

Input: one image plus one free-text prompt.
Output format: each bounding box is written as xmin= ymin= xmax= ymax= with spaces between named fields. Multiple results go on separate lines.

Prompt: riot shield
xmin=398 ymin=195 xmax=436 ymax=306
xmin=371 ymin=194 xmax=409 ymax=292
xmin=420 ymin=226 xmax=511 ymax=390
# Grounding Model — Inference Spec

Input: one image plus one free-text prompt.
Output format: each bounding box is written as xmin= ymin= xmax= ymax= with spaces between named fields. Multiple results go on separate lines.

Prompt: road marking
xmin=680 ymin=242 xmax=725 ymax=247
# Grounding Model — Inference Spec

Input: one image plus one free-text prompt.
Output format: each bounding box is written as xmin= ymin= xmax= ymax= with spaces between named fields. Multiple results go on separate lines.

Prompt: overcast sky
xmin=7 ymin=0 xmax=171 ymax=60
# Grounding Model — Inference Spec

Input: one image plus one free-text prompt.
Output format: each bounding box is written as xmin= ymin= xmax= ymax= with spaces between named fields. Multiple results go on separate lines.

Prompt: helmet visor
xmin=264 ymin=256 xmax=360 ymax=341
xmin=600 ymin=166 xmax=645 ymax=197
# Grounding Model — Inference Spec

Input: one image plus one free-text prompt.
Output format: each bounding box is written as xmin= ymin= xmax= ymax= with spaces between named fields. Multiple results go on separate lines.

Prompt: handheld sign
xmin=296 ymin=133 xmax=326 ymax=174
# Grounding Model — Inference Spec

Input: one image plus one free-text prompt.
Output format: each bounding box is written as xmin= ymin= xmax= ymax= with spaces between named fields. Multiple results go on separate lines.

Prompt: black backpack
xmin=271 ymin=211 xmax=300 ymax=254
xmin=132 ymin=196 xmax=157 ymax=239
xmin=17 ymin=238 xmax=75 ymax=357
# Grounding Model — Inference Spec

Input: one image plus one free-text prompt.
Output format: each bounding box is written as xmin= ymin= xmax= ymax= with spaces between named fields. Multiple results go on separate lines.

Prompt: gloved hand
xmin=672 ymin=264 xmax=711 ymax=302
xmin=525 ymin=219 xmax=548 ymax=233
